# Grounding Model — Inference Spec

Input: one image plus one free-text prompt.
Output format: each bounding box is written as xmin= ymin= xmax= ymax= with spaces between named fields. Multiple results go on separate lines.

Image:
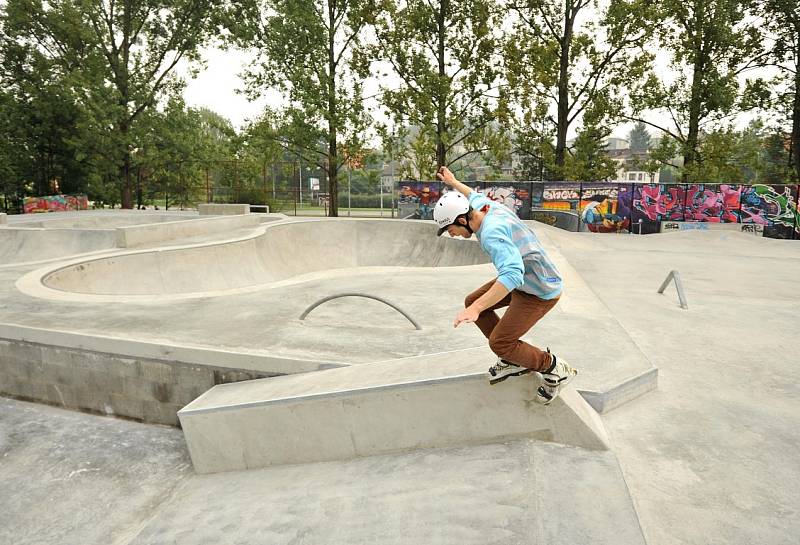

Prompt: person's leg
xmin=464 ymin=279 xmax=513 ymax=339
xmin=487 ymin=291 xmax=559 ymax=371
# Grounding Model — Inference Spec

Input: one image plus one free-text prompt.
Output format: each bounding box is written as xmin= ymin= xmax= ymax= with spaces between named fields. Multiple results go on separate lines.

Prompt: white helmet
xmin=433 ymin=192 xmax=470 ymax=236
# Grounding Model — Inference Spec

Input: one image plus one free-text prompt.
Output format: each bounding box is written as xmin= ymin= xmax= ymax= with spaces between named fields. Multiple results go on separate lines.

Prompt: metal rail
xmin=299 ymin=293 xmax=422 ymax=330
xmin=658 ymin=270 xmax=688 ymax=309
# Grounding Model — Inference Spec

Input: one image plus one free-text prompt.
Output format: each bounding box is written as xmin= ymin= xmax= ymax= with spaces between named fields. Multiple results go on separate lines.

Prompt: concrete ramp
xmin=0 ymin=227 xmax=117 ymax=266
xmin=178 ymin=349 xmax=610 ymax=474
xmin=41 ymin=219 xmax=489 ymax=296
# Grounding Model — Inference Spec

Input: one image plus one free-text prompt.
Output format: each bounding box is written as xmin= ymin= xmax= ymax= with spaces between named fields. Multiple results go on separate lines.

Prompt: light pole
xmin=298 ymin=159 xmax=303 ymax=205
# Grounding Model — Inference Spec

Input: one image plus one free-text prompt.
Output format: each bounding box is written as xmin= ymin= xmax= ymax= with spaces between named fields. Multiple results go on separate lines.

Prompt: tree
xmin=762 ymin=0 xmax=800 ymax=182
xmin=628 ymin=121 xmax=651 ymax=151
xmin=232 ymin=0 xmax=382 ymax=217
xmin=563 ymin=106 xmax=617 ymax=182
xmin=376 ymin=0 xmax=511 ymax=171
xmin=628 ymin=0 xmax=765 ymax=180
xmin=506 ymin=0 xmax=655 ymax=178
xmin=1 ymin=0 xmax=227 ymax=208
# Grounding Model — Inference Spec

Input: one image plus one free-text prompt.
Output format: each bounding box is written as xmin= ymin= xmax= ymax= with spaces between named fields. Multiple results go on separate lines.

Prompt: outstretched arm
xmin=436 ymin=166 xmax=473 ymax=197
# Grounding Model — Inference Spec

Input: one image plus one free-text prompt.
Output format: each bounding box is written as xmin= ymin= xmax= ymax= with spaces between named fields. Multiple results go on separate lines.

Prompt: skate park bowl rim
xmin=16 ymin=218 xmax=491 ymax=303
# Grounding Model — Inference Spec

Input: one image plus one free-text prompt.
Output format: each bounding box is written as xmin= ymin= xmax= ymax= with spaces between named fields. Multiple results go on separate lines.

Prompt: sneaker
xmin=534 ymin=350 xmax=577 ymax=404
xmin=488 ymin=358 xmax=534 ymax=385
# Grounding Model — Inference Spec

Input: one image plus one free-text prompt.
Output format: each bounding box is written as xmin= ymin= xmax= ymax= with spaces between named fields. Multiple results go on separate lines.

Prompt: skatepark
xmin=1 ymin=209 xmax=798 ymax=544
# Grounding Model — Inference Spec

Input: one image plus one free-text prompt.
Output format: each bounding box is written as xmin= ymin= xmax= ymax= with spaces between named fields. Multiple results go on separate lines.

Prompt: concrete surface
xmin=115 ymin=214 xmax=261 ymax=248
xmin=1 ymin=397 xmax=645 ymax=545
xmin=0 ymin=227 xmax=118 ymax=266
xmin=2 ymin=217 xmax=654 ymax=418
xmin=0 ymin=397 xmax=191 ymax=545
xmin=34 ymin=219 xmax=489 ymax=297
xmin=1 ymin=211 xmax=798 ymax=544
xmin=179 ymin=349 xmax=609 ymax=472
xmin=0 ymin=212 xmax=6 ymax=224
xmin=198 ymin=203 xmax=251 ymax=215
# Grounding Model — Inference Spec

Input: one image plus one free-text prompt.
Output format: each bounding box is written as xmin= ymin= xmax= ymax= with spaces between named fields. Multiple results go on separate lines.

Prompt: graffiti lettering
xmin=544 ymin=189 xmax=580 ymax=200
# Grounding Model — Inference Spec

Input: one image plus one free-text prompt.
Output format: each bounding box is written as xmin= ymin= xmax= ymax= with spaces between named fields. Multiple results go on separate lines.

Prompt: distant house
xmin=606 ymin=148 xmax=660 ymax=184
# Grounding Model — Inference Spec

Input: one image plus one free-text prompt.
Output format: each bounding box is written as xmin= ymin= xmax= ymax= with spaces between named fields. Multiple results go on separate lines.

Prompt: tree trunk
xmin=119 ymin=0 xmax=134 ymax=208
xmin=436 ymin=0 xmax=448 ymax=169
xmin=554 ymin=0 xmax=574 ymax=177
xmin=327 ymin=1 xmax=338 ymax=217
xmin=792 ymin=50 xmax=800 ymax=183
xmin=683 ymin=10 xmax=705 ymax=182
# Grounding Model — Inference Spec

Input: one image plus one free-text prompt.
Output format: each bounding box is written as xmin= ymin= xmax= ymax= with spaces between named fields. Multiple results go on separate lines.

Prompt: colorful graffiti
xmin=398 ymin=182 xmax=441 ymax=220
xmin=579 ymin=183 xmax=629 ymax=233
xmin=397 ymin=181 xmax=800 ymax=239
xmin=543 ymin=184 xmax=581 ymax=211
xmin=684 ymin=184 xmax=742 ymax=222
xmin=740 ymin=185 xmax=799 ymax=239
xmin=23 ymin=194 xmax=89 ymax=214
xmin=484 ymin=183 xmax=532 ymax=219
xmin=632 ymin=184 xmax=686 ymax=222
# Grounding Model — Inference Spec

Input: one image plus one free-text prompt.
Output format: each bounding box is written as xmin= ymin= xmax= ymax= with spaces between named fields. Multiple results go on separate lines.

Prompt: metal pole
xmin=298 ymin=160 xmax=303 ymax=205
xmin=348 ymin=164 xmax=352 ymax=217
xmin=658 ymin=270 xmax=688 ymax=309
xmin=299 ymin=292 xmax=422 ymax=330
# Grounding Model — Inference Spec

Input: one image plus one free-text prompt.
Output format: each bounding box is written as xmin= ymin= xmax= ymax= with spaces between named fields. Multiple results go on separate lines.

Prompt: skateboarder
xmin=433 ymin=166 xmax=577 ymax=404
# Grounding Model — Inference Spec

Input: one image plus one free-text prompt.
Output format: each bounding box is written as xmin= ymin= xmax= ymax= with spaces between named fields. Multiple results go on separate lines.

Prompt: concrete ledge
xmin=178 ymin=352 xmax=610 ymax=473
xmin=0 ymin=323 xmax=345 ymax=376
xmin=198 ymin=204 xmax=251 ymax=215
xmin=0 ymin=338 xmax=277 ymax=426
xmin=579 ymin=367 xmax=658 ymax=413
xmin=115 ymin=214 xmax=260 ymax=248
xmin=0 ymin=213 xmax=6 ymax=225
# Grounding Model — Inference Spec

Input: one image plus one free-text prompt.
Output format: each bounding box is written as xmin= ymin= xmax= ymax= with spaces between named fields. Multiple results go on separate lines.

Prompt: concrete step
xmin=178 ymin=348 xmax=611 ymax=474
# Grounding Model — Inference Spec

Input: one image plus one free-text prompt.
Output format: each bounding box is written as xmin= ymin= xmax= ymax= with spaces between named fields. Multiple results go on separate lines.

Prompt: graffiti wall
xmin=398 ymin=182 xmax=441 ymax=220
xmin=740 ymin=185 xmax=799 ymax=239
xmin=484 ymin=182 xmax=532 ymax=219
xmin=23 ymin=194 xmax=89 ymax=214
xmin=395 ymin=181 xmax=800 ymax=239
xmin=579 ymin=183 xmax=629 ymax=233
xmin=684 ymin=184 xmax=742 ymax=223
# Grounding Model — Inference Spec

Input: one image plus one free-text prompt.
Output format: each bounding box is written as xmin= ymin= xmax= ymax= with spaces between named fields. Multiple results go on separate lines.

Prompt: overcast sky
xmin=179 ymin=45 xmax=647 ymax=143
xmin=177 ymin=34 xmax=775 ymax=145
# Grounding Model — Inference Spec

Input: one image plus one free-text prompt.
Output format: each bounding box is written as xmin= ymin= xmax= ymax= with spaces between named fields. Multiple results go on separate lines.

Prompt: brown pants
xmin=465 ymin=279 xmax=559 ymax=371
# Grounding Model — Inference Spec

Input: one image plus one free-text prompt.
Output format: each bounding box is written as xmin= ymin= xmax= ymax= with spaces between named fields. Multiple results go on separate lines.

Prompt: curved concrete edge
xmin=14 ymin=217 xmax=489 ymax=303
xmin=0 ymin=246 xmax=123 ymax=270
xmin=0 ymin=227 xmax=119 ymax=268
xmin=178 ymin=371 xmax=610 ymax=474
xmin=115 ymin=214 xmax=261 ymax=248
xmin=0 ymin=323 xmax=346 ymax=375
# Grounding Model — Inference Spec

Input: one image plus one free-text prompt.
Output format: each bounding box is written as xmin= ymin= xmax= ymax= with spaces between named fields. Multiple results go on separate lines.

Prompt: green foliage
xmin=375 ymin=0 xmax=511 ymax=170
xmin=628 ymin=122 xmax=651 ymax=151
xmin=1 ymin=0 xmax=227 ymax=207
xmin=629 ymin=0 xmax=765 ymax=180
xmin=683 ymin=121 xmax=793 ymax=183
xmin=506 ymin=0 xmax=656 ymax=177
xmin=231 ymin=0 xmax=383 ymax=216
